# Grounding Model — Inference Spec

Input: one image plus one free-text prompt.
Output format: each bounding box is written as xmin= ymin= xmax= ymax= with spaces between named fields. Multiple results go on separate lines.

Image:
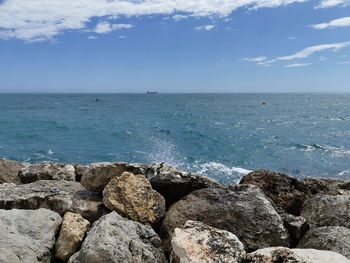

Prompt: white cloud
xmin=288 ymin=36 xmax=296 ymax=40
xmin=338 ymin=60 xmax=350 ymax=64
xmin=172 ymin=14 xmax=188 ymax=21
xmin=311 ymin=17 xmax=350 ymax=29
xmin=277 ymin=41 xmax=350 ymax=60
xmin=242 ymin=56 xmax=267 ymax=62
xmin=92 ymin=22 xmax=133 ymax=34
xmin=317 ymin=0 xmax=350 ymax=8
xmin=118 ymin=35 xmax=126 ymax=38
xmin=194 ymin=25 xmax=215 ymax=31
xmin=87 ymin=35 xmax=97 ymax=39
xmin=285 ymin=63 xmax=312 ymax=67
xmin=0 ymin=0 xmax=326 ymax=42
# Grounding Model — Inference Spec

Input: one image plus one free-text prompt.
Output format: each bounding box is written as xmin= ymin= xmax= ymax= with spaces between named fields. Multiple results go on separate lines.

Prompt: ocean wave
xmin=192 ymin=162 xmax=252 ymax=184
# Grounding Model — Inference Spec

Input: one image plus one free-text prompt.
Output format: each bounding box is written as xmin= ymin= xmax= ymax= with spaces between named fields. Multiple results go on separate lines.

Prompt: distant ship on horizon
xmin=147 ymin=91 xmax=158 ymax=94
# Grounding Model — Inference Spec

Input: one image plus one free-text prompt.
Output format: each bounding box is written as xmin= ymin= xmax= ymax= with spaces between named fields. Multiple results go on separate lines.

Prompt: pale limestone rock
xmin=0 ymin=158 xmax=28 ymax=184
xmin=171 ymin=220 xmax=245 ymax=263
xmin=244 ymin=247 xmax=350 ymax=263
xmin=19 ymin=162 xmax=76 ymax=183
xmin=103 ymin=172 xmax=166 ymax=223
xmin=0 ymin=208 xmax=62 ymax=263
xmin=55 ymin=212 xmax=90 ymax=262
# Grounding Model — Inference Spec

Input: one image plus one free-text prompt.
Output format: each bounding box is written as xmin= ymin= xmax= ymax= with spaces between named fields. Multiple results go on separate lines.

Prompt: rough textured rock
xmin=68 ymin=211 xmax=166 ymax=263
xmin=19 ymin=162 xmax=76 ymax=183
xmin=55 ymin=212 xmax=90 ymax=262
xmin=278 ymin=209 xmax=309 ymax=247
xmin=81 ymin=162 xmax=147 ymax=192
xmin=103 ymin=172 xmax=166 ymax=223
xmin=0 ymin=158 xmax=28 ymax=184
xmin=239 ymin=170 xmax=344 ymax=215
xmin=298 ymin=226 xmax=350 ymax=258
xmin=300 ymin=195 xmax=350 ymax=228
xmin=170 ymin=220 xmax=245 ymax=263
xmin=71 ymin=163 xmax=88 ymax=182
xmin=146 ymin=162 xmax=222 ymax=206
xmin=161 ymin=185 xmax=290 ymax=253
xmin=0 ymin=180 xmax=106 ymax=222
xmin=0 ymin=208 xmax=62 ymax=263
xmin=244 ymin=247 xmax=350 ymax=263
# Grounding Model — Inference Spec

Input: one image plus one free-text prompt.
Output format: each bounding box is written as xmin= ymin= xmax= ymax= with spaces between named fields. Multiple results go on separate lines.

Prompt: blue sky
xmin=0 ymin=0 xmax=349 ymax=93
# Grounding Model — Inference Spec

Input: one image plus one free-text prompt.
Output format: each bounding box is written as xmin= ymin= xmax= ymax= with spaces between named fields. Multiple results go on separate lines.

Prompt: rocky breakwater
xmin=0 ymin=158 xmax=349 ymax=262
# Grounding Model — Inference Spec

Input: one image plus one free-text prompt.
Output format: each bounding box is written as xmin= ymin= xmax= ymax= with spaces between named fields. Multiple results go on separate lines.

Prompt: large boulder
xmin=0 ymin=180 xmax=106 ymax=222
xmin=244 ymin=247 xmax=350 ymax=263
xmin=171 ymin=220 xmax=245 ymax=263
xmin=0 ymin=158 xmax=28 ymax=184
xmin=239 ymin=170 xmax=344 ymax=215
xmin=300 ymin=195 xmax=350 ymax=228
xmin=160 ymin=185 xmax=290 ymax=253
xmin=71 ymin=163 xmax=88 ymax=182
xmin=146 ymin=162 xmax=222 ymax=206
xmin=0 ymin=208 xmax=62 ymax=263
xmin=55 ymin=212 xmax=90 ymax=262
xmin=19 ymin=162 xmax=76 ymax=183
xmin=103 ymin=172 xmax=166 ymax=224
xmin=298 ymin=226 xmax=350 ymax=258
xmin=68 ymin=211 xmax=166 ymax=263
xmin=81 ymin=162 xmax=147 ymax=192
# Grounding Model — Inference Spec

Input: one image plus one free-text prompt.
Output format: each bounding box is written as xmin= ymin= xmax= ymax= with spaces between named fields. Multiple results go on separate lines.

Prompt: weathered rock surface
xmin=19 ymin=162 xmax=76 ymax=183
xmin=103 ymin=172 xmax=166 ymax=223
xmin=146 ymin=162 xmax=222 ymax=206
xmin=244 ymin=247 xmax=350 ymax=263
xmin=68 ymin=211 xmax=166 ymax=263
xmin=298 ymin=226 xmax=350 ymax=258
xmin=300 ymin=195 xmax=350 ymax=228
xmin=0 ymin=158 xmax=28 ymax=184
xmin=0 ymin=180 xmax=106 ymax=222
xmin=278 ymin=209 xmax=309 ymax=247
xmin=71 ymin=163 xmax=88 ymax=182
xmin=239 ymin=170 xmax=344 ymax=215
xmin=81 ymin=162 xmax=147 ymax=192
xmin=55 ymin=212 xmax=90 ymax=262
xmin=171 ymin=220 xmax=245 ymax=263
xmin=0 ymin=208 xmax=62 ymax=263
xmin=161 ymin=185 xmax=290 ymax=253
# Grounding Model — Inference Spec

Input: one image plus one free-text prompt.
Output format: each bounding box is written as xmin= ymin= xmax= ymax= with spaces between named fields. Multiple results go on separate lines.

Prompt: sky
xmin=0 ymin=0 xmax=349 ymax=93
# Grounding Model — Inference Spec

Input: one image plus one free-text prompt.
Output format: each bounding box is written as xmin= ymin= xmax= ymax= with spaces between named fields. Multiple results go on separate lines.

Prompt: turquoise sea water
xmin=0 ymin=93 xmax=349 ymax=184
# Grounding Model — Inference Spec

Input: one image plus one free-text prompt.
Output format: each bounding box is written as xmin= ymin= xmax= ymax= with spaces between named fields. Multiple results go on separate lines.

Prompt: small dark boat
xmin=147 ymin=91 xmax=158 ymax=94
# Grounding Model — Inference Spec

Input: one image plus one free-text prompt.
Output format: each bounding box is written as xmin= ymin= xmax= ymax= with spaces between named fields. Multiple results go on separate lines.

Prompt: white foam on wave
xmin=300 ymin=144 xmax=316 ymax=152
xmin=193 ymin=162 xmax=252 ymax=184
xmin=48 ymin=149 xmax=54 ymax=155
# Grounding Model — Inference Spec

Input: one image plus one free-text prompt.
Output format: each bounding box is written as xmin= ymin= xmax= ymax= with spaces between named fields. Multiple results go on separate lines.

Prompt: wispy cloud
xmin=172 ymin=14 xmax=188 ymax=22
xmin=194 ymin=25 xmax=215 ymax=31
xmin=288 ymin=36 xmax=296 ymax=40
xmin=338 ymin=61 xmax=350 ymax=64
xmin=87 ymin=35 xmax=97 ymax=40
xmin=285 ymin=63 xmax=312 ymax=67
xmin=242 ymin=56 xmax=267 ymax=62
xmin=0 ymin=0 xmax=335 ymax=42
xmin=92 ymin=22 xmax=133 ymax=34
xmin=311 ymin=17 xmax=350 ymax=29
xmin=316 ymin=0 xmax=350 ymax=8
xmin=277 ymin=41 xmax=350 ymax=60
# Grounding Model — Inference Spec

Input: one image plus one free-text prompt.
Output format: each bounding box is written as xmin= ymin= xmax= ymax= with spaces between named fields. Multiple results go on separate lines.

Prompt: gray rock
xmin=239 ymin=170 xmax=344 ymax=215
xmin=170 ymin=220 xmax=245 ymax=263
xmin=71 ymin=163 xmax=88 ymax=182
xmin=300 ymin=195 xmax=350 ymax=228
xmin=146 ymin=162 xmax=222 ymax=206
xmin=103 ymin=172 xmax=166 ymax=223
xmin=81 ymin=162 xmax=147 ymax=192
xmin=278 ymin=210 xmax=309 ymax=247
xmin=244 ymin=247 xmax=350 ymax=263
xmin=0 ymin=180 xmax=106 ymax=222
xmin=0 ymin=158 xmax=28 ymax=184
xmin=0 ymin=208 xmax=62 ymax=263
xmin=68 ymin=211 xmax=166 ymax=263
xmin=160 ymin=185 xmax=290 ymax=253
xmin=55 ymin=212 xmax=90 ymax=262
xmin=298 ymin=226 xmax=350 ymax=258
xmin=19 ymin=162 xmax=76 ymax=183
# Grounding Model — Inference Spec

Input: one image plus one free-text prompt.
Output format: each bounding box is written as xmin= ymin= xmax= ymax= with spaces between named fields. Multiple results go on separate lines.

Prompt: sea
xmin=0 ymin=93 xmax=349 ymax=184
